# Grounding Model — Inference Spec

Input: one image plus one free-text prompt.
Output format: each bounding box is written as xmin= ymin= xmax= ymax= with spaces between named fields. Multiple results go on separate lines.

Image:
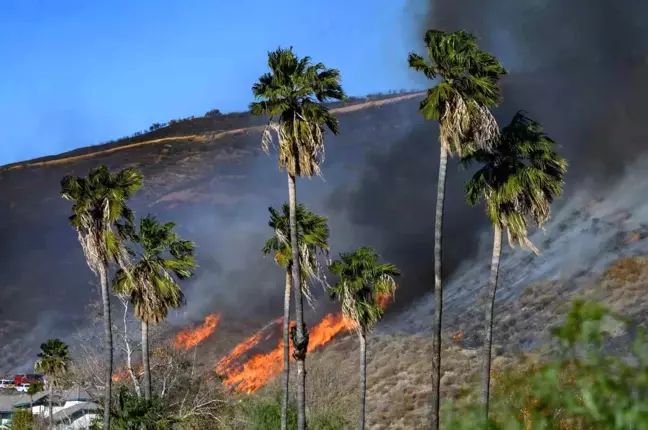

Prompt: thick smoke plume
xmin=4 ymin=0 xmax=648 ymax=373
xmin=335 ymin=0 xmax=648 ymax=309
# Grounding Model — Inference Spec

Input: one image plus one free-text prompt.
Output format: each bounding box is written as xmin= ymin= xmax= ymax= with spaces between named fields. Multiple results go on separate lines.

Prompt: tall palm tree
xmin=113 ymin=214 xmax=196 ymax=401
xmin=463 ymin=111 xmax=567 ymax=416
xmin=61 ymin=166 xmax=142 ymax=430
xmin=34 ymin=338 xmax=71 ymax=429
xmin=329 ymin=247 xmax=400 ymax=430
xmin=250 ymin=46 xmax=345 ymax=430
xmin=408 ymin=29 xmax=507 ymax=429
xmin=262 ymin=203 xmax=330 ymax=430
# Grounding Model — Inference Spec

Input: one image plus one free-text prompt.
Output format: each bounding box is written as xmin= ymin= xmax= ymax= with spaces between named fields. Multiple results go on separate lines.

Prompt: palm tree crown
xmin=263 ymin=203 xmax=330 ymax=301
xmin=463 ymin=111 xmax=568 ymax=251
xmin=113 ymin=215 xmax=196 ymax=324
xmin=329 ymin=247 xmax=400 ymax=333
xmin=250 ymin=46 xmax=346 ymax=177
xmin=34 ymin=338 xmax=71 ymax=383
xmin=60 ymin=165 xmax=143 ymax=272
xmin=408 ymin=30 xmax=507 ymax=155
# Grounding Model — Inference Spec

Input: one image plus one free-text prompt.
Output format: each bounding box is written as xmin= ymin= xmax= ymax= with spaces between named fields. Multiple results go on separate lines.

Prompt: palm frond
xmin=328 ymin=247 xmax=400 ymax=334
xmin=114 ymin=214 xmax=196 ymax=324
xmin=251 ymin=47 xmax=345 ymax=178
xmin=263 ymin=203 xmax=330 ymax=308
xmin=463 ymin=111 xmax=568 ymax=253
xmin=409 ymin=29 xmax=507 ymax=155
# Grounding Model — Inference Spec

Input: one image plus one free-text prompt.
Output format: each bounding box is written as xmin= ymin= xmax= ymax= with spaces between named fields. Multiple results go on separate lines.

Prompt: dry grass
xmin=245 ymin=255 xmax=648 ymax=428
xmin=263 ymin=333 xmax=515 ymax=429
xmin=4 ymin=92 xmax=425 ymax=171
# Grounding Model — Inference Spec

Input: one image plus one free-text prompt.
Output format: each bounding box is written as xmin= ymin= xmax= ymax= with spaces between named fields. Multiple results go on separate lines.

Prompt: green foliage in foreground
xmin=10 ymin=409 xmax=34 ymax=430
xmin=91 ymin=387 xmax=179 ymax=430
xmin=444 ymin=300 xmax=648 ymax=429
xmin=243 ymin=395 xmax=347 ymax=430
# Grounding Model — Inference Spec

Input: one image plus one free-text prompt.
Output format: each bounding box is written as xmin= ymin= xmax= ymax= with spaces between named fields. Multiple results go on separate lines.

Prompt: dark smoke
xmin=331 ymin=0 xmax=648 ymax=309
xmin=4 ymin=0 xmax=648 ymax=372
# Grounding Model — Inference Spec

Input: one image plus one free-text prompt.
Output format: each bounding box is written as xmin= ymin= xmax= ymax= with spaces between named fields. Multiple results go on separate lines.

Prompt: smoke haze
xmin=3 ymin=0 xmax=648 ymax=373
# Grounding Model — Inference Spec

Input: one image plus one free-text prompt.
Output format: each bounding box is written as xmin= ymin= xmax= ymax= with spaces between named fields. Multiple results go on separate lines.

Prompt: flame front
xmin=173 ymin=313 xmax=221 ymax=349
xmin=215 ymin=317 xmax=282 ymax=375
xmin=215 ymin=294 xmax=394 ymax=394
xmin=218 ymin=313 xmax=353 ymax=393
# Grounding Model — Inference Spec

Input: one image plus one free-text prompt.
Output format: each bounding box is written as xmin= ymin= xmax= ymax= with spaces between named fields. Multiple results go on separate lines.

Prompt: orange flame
xmin=173 ymin=313 xmax=221 ymax=349
xmin=216 ymin=293 xmax=394 ymax=394
xmin=112 ymin=365 xmax=143 ymax=382
xmin=215 ymin=317 xmax=281 ymax=375
xmin=451 ymin=330 xmax=464 ymax=342
xmin=218 ymin=313 xmax=353 ymax=393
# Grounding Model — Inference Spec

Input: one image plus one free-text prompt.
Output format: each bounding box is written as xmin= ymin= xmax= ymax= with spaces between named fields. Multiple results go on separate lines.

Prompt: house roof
xmin=62 ymin=386 xmax=91 ymax=402
xmin=0 ymin=393 xmax=47 ymax=413
xmin=11 ymin=392 xmax=48 ymax=408
xmin=52 ymin=401 xmax=99 ymax=423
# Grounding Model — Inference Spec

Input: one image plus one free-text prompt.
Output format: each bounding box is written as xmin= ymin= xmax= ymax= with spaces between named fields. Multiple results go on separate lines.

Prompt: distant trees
xmin=329 ymin=247 xmax=400 ymax=430
xmin=408 ymin=29 xmax=507 ymax=430
xmin=61 ymin=166 xmax=142 ymax=430
xmin=149 ymin=123 xmax=166 ymax=131
xmin=204 ymin=109 xmax=222 ymax=118
xmin=250 ymin=46 xmax=345 ymax=430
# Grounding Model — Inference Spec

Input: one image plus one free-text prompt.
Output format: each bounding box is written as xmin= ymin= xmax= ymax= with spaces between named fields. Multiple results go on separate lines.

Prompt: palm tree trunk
xmin=281 ymin=266 xmax=292 ymax=430
xmin=49 ymin=378 xmax=53 ymax=429
xmin=99 ymin=265 xmax=113 ymax=430
xmin=358 ymin=332 xmax=367 ymax=430
xmin=142 ymin=320 xmax=152 ymax=401
xmin=288 ymin=172 xmax=308 ymax=430
xmin=431 ymin=146 xmax=448 ymax=430
xmin=481 ymin=224 xmax=502 ymax=417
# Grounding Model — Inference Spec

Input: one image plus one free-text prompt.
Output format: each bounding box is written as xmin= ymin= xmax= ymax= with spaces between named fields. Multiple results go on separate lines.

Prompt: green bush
xmin=242 ymin=395 xmax=346 ymax=430
xmin=10 ymin=408 xmax=33 ymax=430
xmin=444 ymin=300 xmax=648 ymax=429
xmin=244 ymin=396 xmax=297 ymax=430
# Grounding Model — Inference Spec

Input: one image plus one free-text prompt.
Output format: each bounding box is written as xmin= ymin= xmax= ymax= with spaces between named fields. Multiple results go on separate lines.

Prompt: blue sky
xmin=0 ymin=0 xmax=424 ymax=165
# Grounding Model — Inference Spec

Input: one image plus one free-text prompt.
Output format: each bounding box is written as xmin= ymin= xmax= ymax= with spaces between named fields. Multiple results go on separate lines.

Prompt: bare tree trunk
xmin=99 ymin=266 xmax=113 ymax=430
xmin=431 ymin=146 xmax=448 ymax=430
xmin=358 ymin=332 xmax=367 ymax=430
xmin=281 ymin=266 xmax=292 ymax=430
xmin=119 ymin=297 xmax=141 ymax=397
xmin=142 ymin=320 xmax=152 ymax=401
xmin=49 ymin=379 xmax=53 ymax=429
xmin=481 ymin=224 xmax=502 ymax=417
xmin=288 ymin=173 xmax=308 ymax=430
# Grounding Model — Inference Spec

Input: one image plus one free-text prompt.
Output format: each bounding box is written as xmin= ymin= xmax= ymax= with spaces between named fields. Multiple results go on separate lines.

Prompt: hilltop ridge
xmin=1 ymin=91 xmax=423 ymax=170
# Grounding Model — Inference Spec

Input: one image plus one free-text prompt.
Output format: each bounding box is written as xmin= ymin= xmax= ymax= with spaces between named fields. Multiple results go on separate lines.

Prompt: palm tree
xmin=61 ymin=165 xmax=143 ymax=430
xmin=262 ymin=203 xmax=330 ymax=430
xmin=329 ymin=247 xmax=400 ymax=430
xmin=408 ymin=29 xmax=507 ymax=429
xmin=463 ymin=111 xmax=567 ymax=416
xmin=113 ymin=214 xmax=196 ymax=401
xmin=250 ymin=46 xmax=345 ymax=430
xmin=34 ymin=338 xmax=71 ymax=429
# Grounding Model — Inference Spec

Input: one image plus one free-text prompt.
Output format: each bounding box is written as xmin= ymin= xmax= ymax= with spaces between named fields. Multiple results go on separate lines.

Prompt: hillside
xmin=3 ymin=61 xmax=648 ymax=419
xmin=0 ymin=91 xmax=430 ymax=373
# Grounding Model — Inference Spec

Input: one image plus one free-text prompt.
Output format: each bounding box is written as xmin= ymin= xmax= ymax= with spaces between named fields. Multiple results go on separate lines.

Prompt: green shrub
xmin=242 ymin=395 xmax=346 ymax=430
xmin=10 ymin=408 xmax=33 ymax=430
xmin=444 ymin=300 xmax=648 ymax=429
xmin=244 ymin=396 xmax=297 ymax=430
